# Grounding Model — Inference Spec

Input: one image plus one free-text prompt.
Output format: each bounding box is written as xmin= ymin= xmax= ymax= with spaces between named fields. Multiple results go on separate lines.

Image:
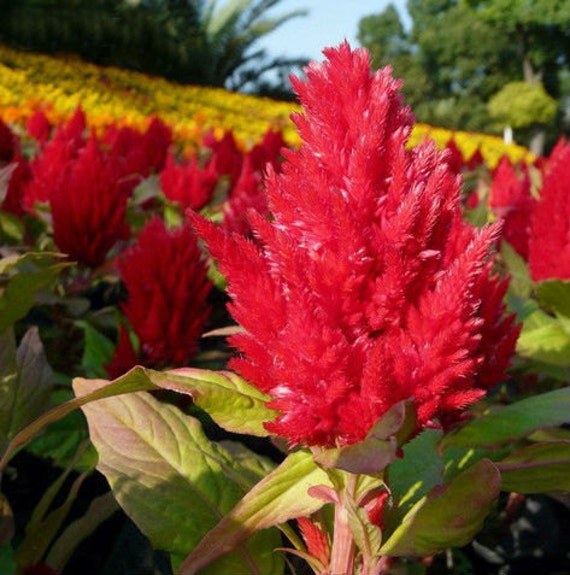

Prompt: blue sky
xmin=256 ymin=1 xmax=410 ymax=65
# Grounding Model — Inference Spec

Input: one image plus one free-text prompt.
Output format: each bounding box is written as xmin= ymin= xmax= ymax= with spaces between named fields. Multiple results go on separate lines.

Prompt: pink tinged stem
xmin=329 ymin=476 xmax=356 ymax=575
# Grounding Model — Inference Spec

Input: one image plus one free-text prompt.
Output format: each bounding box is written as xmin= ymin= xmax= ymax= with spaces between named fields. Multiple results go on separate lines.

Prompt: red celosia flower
xmin=528 ymin=140 xmax=570 ymax=281
xmin=159 ymin=151 xmax=218 ymax=211
xmin=204 ymin=130 xmax=244 ymax=185
xmin=50 ymin=136 xmax=134 ymax=268
xmin=24 ymin=108 xmax=87 ymax=211
xmin=0 ymin=117 xmax=18 ymax=163
xmin=248 ymin=128 xmax=286 ymax=174
xmin=489 ymin=157 xmax=535 ymax=259
xmin=297 ymin=517 xmax=330 ymax=566
xmin=117 ymin=217 xmax=212 ymax=367
xmin=26 ymin=109 xmax=53 ymax=144
xmin=191 ymin=43 xmax=519 ymax=447
xmin=221 ymin=156 xmax=268 ymax=236
xmin=105 ymin=323 xmax=139 ymax=379
xmin=102 ymin=116 xmax=172 ymax=178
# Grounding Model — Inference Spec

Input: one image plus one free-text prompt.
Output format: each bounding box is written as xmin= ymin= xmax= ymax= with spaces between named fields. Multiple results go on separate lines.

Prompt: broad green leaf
xmin=496 ymin=441 xmax=570 ymax=493
xmin=0 ymin=252 xmax=69 ymax=332
xmin=157 ymin=367 xmax=276 ymax=436
xmin=516 ymin=307 xmax=570 ymax=366
xmin=0 ymin=365 xmax=273 ymax=471
xmin=501 ymin=241 xmax=532 ymax=298
xmin=0 ymin=211 xmax=24 ymax=243
xmin=441 ymin=387 xmax=570 ymax=449
xmin=0 ymin=543 xmax=16 ymax=575
xmin=387 ymin=429 xmax=444 ymax=516
xmin=536 ymin=279 xmax=570 ymax=319
xmin=178 ymin=450 xmax=333 ymax=575
xmin=79 ymin=388 xmax=282 ymax=574
xmin=0 ymin=328 xmax=54 ymax=453
xmin=380 ymin=459 xmax=500 ymax=557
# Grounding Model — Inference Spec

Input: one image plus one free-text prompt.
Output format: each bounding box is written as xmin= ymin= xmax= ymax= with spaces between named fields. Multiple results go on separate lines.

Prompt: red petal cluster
xmin=528 ymin=140 xmax=570 ymax=281
xmin=192 ymin=43 xmax=519 ymax=447
xmin=489 ymin=157 xmax=535 ymax=259
xmin=22 ymin=109 xmax=172 ymax=267
xmin=117 ymin=217 xmax=212 ymax=368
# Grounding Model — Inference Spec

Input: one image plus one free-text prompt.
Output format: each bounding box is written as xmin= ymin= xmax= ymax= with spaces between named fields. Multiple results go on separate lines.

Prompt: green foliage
xmin=0 ymin=0 xmax=307 ymax=90
xmin=357 ymin=0 xmax=570 ymax=145
xmin=489 ymin=81 xmax=558 ymax=128
xmin=79 ymin=390 xmax=284 ymax=573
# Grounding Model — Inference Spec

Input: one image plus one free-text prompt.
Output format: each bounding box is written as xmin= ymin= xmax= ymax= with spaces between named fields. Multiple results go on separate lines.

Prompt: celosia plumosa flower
xmin=489 ymin=157 xmax=535 ymax=259
xmin=528 ymin=140 xmax=570 ymax=281
xmin=192 ymin=43 xmax=519 ymax=448
xmin=50 ymin=136 xmax=134 ymax=268
xmin=117 ymin=217 xmax=212 ymax=368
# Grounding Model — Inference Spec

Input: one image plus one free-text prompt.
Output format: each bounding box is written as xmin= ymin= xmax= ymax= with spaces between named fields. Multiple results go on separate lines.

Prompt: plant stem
xmin=329 ymin=475 xmax=356 ymax=575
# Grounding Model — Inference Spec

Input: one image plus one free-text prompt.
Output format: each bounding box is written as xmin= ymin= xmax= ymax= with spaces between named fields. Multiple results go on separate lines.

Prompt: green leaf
xmin=536 ymin=279 xmax=570 ymax=319
xmin=501 ymin=241 xmax=532 ymax=299
xmin=1 ymin=366 xmax=273 ymax=471
xmin=380 ymin=459 xmax=500 ymax=557
xmin=178 ymin=450 xmax=333 ymax=575
xmin=75 ymin=320 xmax=116 ymax=378
xmin=0 ymin=251 xmax=69 ymax=332
xmin=154 ymin=367 xmax=276 ymax=436
xmin=496 ymin=441 xmax=570 ymax=493
xmin=0 ymin=328 xmax=54 ymax=453
xmin=387 ymin=429 xmax=444 ymax=516
xmin=0 ymin=492 xmax=14 ymax=545
xmin=0 ymin=211 xmax=24 ymax=243
xmin=516 ymin=306 xmax=570 ymax=366
xmin=442 ymin=387 xmax=570 ymax=449
xmin=80 ymin=389 xmax=283 ymax=574
xmin=0 ymin=543 xmax=16 ymax=575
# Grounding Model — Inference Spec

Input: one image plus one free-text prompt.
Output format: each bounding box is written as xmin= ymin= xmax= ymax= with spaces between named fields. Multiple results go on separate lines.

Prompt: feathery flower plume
xmin=191 ymin=43 xmax=519 ymax=447
xmin=528 ymin=140 xmax=570 ymax=281
xmin=489 ymin=157 xmax=535 ymax=259
xmin=116 ymin=217 xmax=212 ymax=368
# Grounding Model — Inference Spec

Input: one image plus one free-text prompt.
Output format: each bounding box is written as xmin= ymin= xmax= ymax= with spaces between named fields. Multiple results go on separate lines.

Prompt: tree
xmin=357 ymin=0 xmax=570 ymax=152
xmin=0 ymin=0 xmax=307 ymax=91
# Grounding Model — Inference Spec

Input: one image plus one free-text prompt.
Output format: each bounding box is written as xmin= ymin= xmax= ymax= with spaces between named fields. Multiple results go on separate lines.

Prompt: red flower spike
xmin=528 ymin=140 xmax=570 ymax=281
xmin=118 ymin=217 xmax=212 ymax=368
xmin=24 ymin=108 xmax=87 ymax=211
xmin=489 ymin=157 xmax=535 ymax=258
xmin=297 ymin=517 xmax=331 ymax=566
xmin=50 ymin=136 xmax=133 ymax=268
xmin=248 ymin=128 xmax=286 ymax=174
xmin=192 ymin=43 xmax=519 ymax=447
xmin=160 ymin=151 xmax=218 ymax=211
xmin=205 ymin=130 xmax=244 ymax=185
xmin=0 ymin=117 xmax=18 ymax=163
xmin=26 ymin=109 xmax=53 ymax=144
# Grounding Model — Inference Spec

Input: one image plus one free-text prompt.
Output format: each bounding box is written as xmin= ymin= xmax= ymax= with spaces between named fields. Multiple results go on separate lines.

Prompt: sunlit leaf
xmin=178 ymin=450 xmax=332 ymax=575
xmin=380 ymin=459 xmax=500 ymax=557
xmin=496 ymin=441 xmax=570 ymax=493
xmin=442 ymin=387 xmax=570 ymax=449
xmin=79 ymin=388 xmax=283 ymax=574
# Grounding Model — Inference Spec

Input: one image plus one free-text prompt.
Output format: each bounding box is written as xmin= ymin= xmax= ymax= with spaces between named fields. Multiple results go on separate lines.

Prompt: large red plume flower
xmin=528 ymin=140 xmax=570 ymax=281
xmin=116 ymin=217 xmax=212 ymax=368
xmin=191 ymin=43 xmax=519 ymax=447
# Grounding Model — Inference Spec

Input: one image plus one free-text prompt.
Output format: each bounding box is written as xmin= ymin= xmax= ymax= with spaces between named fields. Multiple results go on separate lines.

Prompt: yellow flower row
xmin=0 ymin=43 xmax=533 ymax=166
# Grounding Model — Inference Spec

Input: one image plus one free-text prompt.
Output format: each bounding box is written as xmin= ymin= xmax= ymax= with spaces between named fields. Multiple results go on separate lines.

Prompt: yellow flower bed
xmin=0 ymin=44 xmax=533 ymax=166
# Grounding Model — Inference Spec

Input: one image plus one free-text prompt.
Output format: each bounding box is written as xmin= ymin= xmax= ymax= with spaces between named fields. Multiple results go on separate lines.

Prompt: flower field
xmin=1 ymin=42 xmax=570 ymax=575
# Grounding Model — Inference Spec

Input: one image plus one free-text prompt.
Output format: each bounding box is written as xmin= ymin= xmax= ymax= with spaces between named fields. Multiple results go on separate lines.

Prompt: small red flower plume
xmin=191 ymin=43 xmax=519 ymax=447
xmin=117 ymin=217 xmax=212 ymax=368
xmin=528 ymin=140 xmax=570 ymax=281
xmin=50 ymin=136 xmax=134 ymax=268
xmin=489 ymin=157 xmax=535 ymax=259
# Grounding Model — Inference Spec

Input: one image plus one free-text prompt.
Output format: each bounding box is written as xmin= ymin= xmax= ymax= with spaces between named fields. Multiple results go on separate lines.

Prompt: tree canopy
xmin=358 ymin=0 xmax=570 ymax=152
xmin=0 ymin=0 xmax=307 ymax=92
